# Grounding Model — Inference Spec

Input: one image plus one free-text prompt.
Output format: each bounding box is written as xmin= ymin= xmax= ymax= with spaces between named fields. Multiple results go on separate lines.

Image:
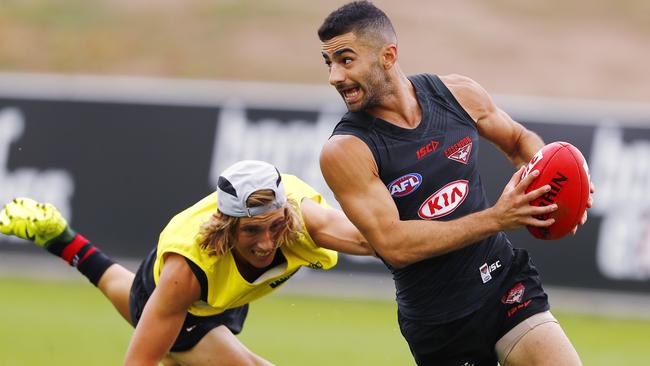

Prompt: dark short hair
xmin=318 ymin=1 xmax=396 ymax=44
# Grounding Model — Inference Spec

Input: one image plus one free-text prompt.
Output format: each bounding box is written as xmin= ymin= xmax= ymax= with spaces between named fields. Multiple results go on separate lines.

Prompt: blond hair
xmin=197 ymin=189 xmax=302 ymax=256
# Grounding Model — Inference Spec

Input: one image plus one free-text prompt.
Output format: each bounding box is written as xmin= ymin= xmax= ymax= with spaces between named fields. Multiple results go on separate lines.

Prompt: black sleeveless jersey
xmin=331 ymin=74 xmax=515 ymax=323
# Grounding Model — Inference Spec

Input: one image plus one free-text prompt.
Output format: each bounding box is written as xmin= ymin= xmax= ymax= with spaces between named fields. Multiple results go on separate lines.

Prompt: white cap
xmin=216 ymin=160 xmax=287 ymax=217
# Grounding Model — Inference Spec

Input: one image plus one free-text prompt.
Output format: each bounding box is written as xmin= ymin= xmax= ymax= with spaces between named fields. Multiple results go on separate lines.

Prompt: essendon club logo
xmin=501 ymin=282 xmax=525 ymax=304
xmin=445 ymin=136 xmax=473 ymax=164
xmin=418 ymin=180 xmax=469 ymax=219
xmin=387 ymin=173 xmax=422 ymax=197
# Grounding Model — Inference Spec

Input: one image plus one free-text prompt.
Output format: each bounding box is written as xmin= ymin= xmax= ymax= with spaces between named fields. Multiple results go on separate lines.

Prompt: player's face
xmin=321 ymin=32 xmax=391 ymax=112
xmin=233 ymin=207 xmax=285 ymax=269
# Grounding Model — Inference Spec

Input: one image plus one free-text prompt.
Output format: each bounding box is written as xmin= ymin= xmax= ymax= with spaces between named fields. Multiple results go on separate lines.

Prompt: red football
xmin=522 ymin=141 xmax=590 ymax=240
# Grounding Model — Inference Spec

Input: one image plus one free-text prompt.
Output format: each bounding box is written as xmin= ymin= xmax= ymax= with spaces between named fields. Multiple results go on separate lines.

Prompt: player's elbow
xmin=367 ymin=235 xmax=411 ymax=268
xmin=381 ymin=251 xmax=412 ymax=269
xmin=371 ymin=252 xmax=410 ymax=269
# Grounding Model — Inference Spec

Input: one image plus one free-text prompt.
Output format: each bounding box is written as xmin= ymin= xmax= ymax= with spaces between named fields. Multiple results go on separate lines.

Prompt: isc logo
xmin=387 ymin=173 xmax=422 ymax=197
xmin=418 ymin=180 xmax=469 ymax=219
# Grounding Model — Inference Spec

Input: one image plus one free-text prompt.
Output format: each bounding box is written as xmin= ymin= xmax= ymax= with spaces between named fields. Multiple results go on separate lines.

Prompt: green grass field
xmin=1 ymin=277 xmax=649 ymax=366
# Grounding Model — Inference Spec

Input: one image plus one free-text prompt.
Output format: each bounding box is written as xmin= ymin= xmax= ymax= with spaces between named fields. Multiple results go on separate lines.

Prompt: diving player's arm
xmin=442 ymin=74 xmax=594 ymax=231
xmin=301 ymin=197 xmax=375 ymax=256
xmin=124 ymin=253 xmax=200 ymax=366
xmin=320 ymin=136 xmax=557 ymax=269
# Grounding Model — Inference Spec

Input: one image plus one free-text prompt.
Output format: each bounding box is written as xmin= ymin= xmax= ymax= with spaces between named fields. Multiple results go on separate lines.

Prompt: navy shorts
xmin=128 ymin=255 xmax=249 ymax=352
xmin=398 ymin=248 xmax=550 ymax=366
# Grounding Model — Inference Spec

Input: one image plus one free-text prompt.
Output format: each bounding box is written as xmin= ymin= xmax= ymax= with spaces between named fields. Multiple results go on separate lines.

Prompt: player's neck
xmin=366 ymin=74 xmax=421 ymax=129
xmin=232 ymin=249 xmax=286 ymax=283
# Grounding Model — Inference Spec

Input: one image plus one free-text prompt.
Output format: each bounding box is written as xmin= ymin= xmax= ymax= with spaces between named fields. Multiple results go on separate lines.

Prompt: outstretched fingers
xmin=504 ymin=166 xmax=528 ymax=191
xmin=515 ymin=168 xmax=541 ymax=194
xmin=524 ymin=204 xmax=557 ymax=228
xmin=521 ymin=181 xmax=558 ymax=228
xmin=524 ymin=183 xmax=551 ymax=203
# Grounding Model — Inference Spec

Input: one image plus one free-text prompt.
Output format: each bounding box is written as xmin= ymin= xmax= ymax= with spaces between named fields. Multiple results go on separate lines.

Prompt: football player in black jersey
xmin=318 ymin=2 xmax=593 ymax=365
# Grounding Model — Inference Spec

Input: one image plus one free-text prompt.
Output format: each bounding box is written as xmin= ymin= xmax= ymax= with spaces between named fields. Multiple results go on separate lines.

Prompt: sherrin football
xmin=522 ymin=141 xmax=590 ymax=240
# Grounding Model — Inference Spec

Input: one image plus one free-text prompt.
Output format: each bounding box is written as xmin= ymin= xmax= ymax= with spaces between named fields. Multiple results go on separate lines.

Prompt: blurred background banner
xmin=1 ymin=73 xmax=649 ymax=294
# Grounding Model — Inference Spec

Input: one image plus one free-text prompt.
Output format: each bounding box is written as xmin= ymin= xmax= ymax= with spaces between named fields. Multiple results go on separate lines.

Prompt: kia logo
xmin=418 ymin=180 xmax=469 ymax=219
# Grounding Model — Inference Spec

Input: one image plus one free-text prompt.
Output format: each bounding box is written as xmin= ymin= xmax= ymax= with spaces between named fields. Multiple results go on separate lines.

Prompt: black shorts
xmin=128 ymin=252 xmax=249 ymax=352
xmin=398 ymin=248 xmax=550 ymax=366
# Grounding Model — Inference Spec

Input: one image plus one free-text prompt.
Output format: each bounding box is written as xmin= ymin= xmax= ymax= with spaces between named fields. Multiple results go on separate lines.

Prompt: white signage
xmin=0 ymin=108 xmax=75 ymax=244
xmin=590 ymin=125 xmax=650 ymax=280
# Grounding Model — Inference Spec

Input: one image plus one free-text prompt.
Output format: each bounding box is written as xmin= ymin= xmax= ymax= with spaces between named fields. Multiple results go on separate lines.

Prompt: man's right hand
xmin=491 ymin=167 xmax=558 ymax=232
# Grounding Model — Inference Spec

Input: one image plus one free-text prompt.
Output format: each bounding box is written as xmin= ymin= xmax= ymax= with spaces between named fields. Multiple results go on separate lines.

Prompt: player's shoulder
xmin=439 ymin=73 xmax=484 ymax=93
xmin=322 ymin=132 xmax=371 ymax=155
xmin=439 ymin=73 xmax=494 ymax=120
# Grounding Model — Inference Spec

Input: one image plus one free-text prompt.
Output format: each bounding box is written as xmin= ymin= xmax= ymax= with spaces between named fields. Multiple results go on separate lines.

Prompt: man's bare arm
xmin=301 ymin=197 xmax=374 ymax=256
xmin=320 ymin=135 xmax=556 ymax=268
xmin=443 ymin=74 xmax=594 ymax=231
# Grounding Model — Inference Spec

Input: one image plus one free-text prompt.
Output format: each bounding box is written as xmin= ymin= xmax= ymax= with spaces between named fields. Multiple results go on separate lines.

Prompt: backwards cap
xmin=216 ymin=160 xmax=287 ymax=217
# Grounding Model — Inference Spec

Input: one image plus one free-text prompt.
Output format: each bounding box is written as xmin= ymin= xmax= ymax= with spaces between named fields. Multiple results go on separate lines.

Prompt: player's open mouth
xmin=253 ymin=249 xmax=272 ymax=257
xmin=341 ymin=87 xmax=361 ymax=103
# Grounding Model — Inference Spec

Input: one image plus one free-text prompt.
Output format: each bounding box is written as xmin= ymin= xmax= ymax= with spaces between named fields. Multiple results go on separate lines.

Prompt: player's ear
xmin=381 ymin=44 xmax=398 ymax=69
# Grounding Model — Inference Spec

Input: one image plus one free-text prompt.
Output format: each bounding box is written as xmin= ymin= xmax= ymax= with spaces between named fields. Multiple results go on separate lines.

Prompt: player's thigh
xmin=169 ymin=325 xmax=274 ymax=366
xmin=96 ymin=263 xmax=135 ymax=323
xmin=504 ymin=317 xmax=581 ymax=366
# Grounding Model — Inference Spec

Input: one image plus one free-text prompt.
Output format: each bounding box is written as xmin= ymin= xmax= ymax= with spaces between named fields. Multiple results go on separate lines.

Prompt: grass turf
xmin=1 ymin=277 xmax=649 ymax=365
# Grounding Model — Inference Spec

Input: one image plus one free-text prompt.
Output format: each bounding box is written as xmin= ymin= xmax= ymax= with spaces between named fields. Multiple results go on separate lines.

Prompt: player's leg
xmin=169 ymin=325 xmax=273 ymax=366
xmin=97 ymin=263 xmax=135 ymax=323
xmin=0 ymin=197 xmax=134 ymax=322
xmin=496 ymin=248 xmax=582 ymax=366
xmin=498 ymin=311 xmax=581 ymax=366
xmin=152 ymin=305 xmax=273 ymax=366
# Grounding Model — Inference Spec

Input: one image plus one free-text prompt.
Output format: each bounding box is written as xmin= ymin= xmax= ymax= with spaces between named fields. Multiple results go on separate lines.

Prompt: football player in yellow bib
xmin=0 ymin=160 xmax=373 ymax=366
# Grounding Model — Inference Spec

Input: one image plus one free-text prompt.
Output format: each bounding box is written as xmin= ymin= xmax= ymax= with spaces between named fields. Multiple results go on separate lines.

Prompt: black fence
xmin=1 ymin=75 xmax=649 ymax=294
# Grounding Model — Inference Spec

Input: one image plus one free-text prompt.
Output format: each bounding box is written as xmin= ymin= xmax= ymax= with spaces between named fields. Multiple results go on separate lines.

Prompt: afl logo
xmin=418 ymin=180 xmax=469 ymax=219
xmin=388 ymin=173 xmax=422 ymax=197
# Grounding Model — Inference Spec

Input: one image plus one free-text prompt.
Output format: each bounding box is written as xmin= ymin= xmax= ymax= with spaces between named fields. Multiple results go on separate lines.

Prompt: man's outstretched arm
xmin=442 ymin=74 xmax=594 ymax=233
xmin=320 ymin=135 xmax=557 ymax=269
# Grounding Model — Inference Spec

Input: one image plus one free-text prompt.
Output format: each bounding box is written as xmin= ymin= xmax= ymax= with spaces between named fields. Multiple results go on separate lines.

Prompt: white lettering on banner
xmin=590 ymin=125 xmax=650 ymax=280
xmin=208 ymin=101 xmax=379 ymax=265
xmin=209 ymin=100 xmax=338 ymax=199
xmin=0 ymin=108 xmax=75 ymax=245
